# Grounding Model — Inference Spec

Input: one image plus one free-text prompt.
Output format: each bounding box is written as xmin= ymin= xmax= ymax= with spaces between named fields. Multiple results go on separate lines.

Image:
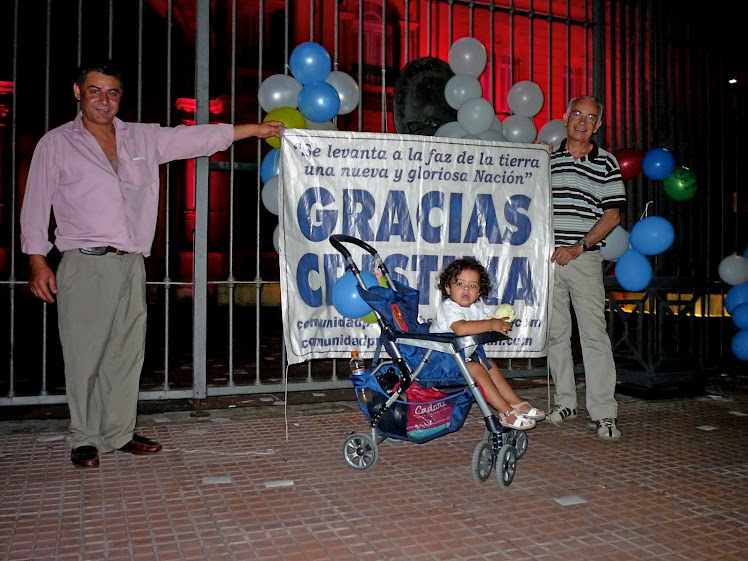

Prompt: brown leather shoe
xmin=119 ymin=433 xmax=162 ymax=455
xmin=71 ymin=445 xmax=99 ymax=468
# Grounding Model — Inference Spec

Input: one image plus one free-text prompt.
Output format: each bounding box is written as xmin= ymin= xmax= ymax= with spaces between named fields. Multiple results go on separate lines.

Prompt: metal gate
xmin=1 ymin=0 xmax=743 ymax=407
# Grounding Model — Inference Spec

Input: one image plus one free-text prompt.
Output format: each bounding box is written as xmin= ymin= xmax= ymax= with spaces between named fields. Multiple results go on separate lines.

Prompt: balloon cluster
xmin=434 ymin=38 xmax=495 ymax=140
xmin=259 ymin=42 xmax=359 ymax=142
xmin=614 ymin=216 xmax=675 ymax=291
xmin=257 ymin=42 xmax=361 ymax=253
xmin=719 ymin=249 xmax=748 ymax=361
xmin=614 ymin=146 xmax=698 ymax=202
xmin=433 ymin=37 xmax=560 ymax=147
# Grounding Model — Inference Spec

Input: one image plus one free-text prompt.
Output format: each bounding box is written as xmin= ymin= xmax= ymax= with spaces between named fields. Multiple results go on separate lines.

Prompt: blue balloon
xmin=641 ymin=147 xmax=676 ymax=180
xmin=629 ymin=216 xmax=675 ymax=256
xmin=615 ymin=249 xmax=652 ymax=291
xmin=297 ymin=81 xmax=341 ymax=123
xmin=332 ymin=271 xmax=379 ymax=319
xmin=726 ymin=282 xmax=748 ymax=314
xmin=289 ymin=42 xmax=331 ymax=85
xmin=731 ymin=330 xmax=748 ymax=361
xmin=743 ymin=247 xmax=748 ymax=260
xmin=732 ymin=303 xmax=748 ymax=330
xmin=260 ymin=149 xmax=281 ymax=183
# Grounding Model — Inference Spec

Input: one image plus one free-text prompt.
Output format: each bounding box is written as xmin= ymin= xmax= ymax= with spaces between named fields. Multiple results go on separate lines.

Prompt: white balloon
xmin=305 ymin=118 xmax=338 ymax=131
xmin=478 ymin=128 xmax=506 ymax=142
xmin=272 ymin=224 xmax=281 ymax=254
xmin=536 ymin=119 xmax=567 ymax=147
xmin=258 ymin=74 xmax=302 ymax=113
xmin=507 ymin=80 xmax=544 ymax=117
xmin=448 ymin=37 xmax=487 ymax=78
xmin=600 ymin=226 xmax=630 ymax=262
xmin=261 ymin=176 xmax=279 ymax=215
xmin=502 ymin=115 xmax=537 ymax=143
xmin=324 ymin=71 xmax=360 ymax=115
xmin=457 ymin=98 xmax=495 ymax=135
xmin=443 ymin=74 xmax=482 ymax=110
xmin=434 ymin=121 xmax=467 ymax=139
xmin=719 ymin=255 xmax=748 ymax=286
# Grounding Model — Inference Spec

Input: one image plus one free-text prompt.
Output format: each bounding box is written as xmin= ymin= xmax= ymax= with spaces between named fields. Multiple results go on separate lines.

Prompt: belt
xmin=79 ymin=246 xmax=130 ymax=256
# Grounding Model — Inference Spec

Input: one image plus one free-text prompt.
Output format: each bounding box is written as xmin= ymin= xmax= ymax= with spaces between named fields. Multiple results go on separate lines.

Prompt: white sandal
xmin=499 ymin=411 xmax=536 ymax=431
xmin=511 ymin=401 xmax=546 ymax=421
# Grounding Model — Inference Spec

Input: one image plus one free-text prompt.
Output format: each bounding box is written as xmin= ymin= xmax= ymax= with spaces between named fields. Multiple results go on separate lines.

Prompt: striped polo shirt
xmin=550 ymin=139 xmax=626 ymax=250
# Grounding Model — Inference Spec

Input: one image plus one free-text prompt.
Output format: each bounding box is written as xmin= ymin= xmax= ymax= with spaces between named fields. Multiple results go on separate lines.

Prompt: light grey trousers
xmin=56 ymin=250 xmax=147 ymax=451
xmin=547 ymin=251 xmax=618 ymax=421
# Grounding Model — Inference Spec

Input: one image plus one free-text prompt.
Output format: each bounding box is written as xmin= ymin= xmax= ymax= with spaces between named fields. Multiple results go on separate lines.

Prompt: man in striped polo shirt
xmin=546 ymin=96 xmax=625 ymax=440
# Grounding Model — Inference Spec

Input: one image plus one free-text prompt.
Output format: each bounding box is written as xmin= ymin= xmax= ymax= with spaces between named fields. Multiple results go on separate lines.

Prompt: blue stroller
xmin=330 ymin=235 xmax=528 ymax=487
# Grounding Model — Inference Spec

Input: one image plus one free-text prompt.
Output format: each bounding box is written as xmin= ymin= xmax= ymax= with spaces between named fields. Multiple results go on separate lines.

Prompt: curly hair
xmin=437 ymin=257 xmax=492 ymax=299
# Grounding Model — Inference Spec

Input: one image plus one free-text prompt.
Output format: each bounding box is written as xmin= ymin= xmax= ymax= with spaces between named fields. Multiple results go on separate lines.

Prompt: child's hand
xmin=492 ymin=317 xmax=513 ymax=335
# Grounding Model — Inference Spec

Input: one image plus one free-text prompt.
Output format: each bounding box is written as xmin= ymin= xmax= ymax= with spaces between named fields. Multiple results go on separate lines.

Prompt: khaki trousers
xmin=547 ymin=251 xmax=618 ymax=421
xmin=56 ymin=250 xmax=147 ymax=452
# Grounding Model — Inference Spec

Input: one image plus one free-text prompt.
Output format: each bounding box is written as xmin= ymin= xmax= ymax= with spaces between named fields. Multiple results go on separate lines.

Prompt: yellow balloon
xmin=361 ymin=311 xmax=377 ymax=324
xmin=378 ymin=276 xmax=388 ymax=287
xmin=264 ymin=106 xmax=306 ymax=148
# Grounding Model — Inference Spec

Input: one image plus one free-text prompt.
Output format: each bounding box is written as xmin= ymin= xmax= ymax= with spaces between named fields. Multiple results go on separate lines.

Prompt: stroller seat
xmin=330 ymin=235 xmax=529 ymax=487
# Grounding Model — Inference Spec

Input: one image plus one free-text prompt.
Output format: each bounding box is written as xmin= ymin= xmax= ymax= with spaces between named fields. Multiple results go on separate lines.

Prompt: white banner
xmin=278 ymin=130 xmax=553 ymax=365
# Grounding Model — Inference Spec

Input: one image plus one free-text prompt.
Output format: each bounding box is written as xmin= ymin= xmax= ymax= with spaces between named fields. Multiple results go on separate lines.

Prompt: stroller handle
xmin=329 ymin=234 xmax=378 ymax=259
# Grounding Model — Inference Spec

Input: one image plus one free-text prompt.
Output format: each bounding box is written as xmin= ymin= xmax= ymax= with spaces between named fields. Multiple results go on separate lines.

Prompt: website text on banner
xmin=277 ymin=130 xmax=552 ymax=365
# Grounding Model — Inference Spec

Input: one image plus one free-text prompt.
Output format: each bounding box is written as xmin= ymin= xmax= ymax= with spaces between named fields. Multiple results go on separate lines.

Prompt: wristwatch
xmin=575 ymin=239 xmax=589 ymax=251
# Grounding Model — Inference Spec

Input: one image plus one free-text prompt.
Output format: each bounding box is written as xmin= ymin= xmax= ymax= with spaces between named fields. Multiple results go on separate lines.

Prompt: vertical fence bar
xmin=162 ymin=0 xmax=174 ymax=392
xmin=7 ymin=0 xmax=19 ymax=399
xmin=227 ymin=0 xmax=237 ymax=388
xmin=193 ymin=0 xmax=211 ymax=400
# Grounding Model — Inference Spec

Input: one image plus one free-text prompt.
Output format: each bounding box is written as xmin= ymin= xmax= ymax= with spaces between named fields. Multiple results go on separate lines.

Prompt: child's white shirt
xmin=430 ymin=298 xmax=487 ymax=358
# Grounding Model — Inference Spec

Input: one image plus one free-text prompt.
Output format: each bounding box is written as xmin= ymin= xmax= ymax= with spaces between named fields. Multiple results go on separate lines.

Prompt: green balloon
xmin=663 ymin=165 xmax=698 ymax=201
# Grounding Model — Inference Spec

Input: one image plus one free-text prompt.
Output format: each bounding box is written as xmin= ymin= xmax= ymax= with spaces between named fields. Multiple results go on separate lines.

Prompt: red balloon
xmin=614 ymin=148 xmax=646 ymax=180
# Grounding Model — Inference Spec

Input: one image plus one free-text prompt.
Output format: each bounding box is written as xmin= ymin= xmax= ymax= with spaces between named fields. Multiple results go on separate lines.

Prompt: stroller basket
xmin=352 ymin=363 xmax=474 ymax=444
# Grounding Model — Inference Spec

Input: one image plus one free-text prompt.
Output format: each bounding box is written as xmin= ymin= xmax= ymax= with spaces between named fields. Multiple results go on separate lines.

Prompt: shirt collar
xmin=558 ymin=138 xmax=600 ymax=160
xmin=72 ymin=112 xmax=129 ymax=135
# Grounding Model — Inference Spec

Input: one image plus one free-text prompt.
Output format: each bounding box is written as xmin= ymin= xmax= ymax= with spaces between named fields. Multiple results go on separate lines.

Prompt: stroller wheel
xmin=342 ymin=433 xmax=378 ymax=470
xmin=504 ymin=429 xmax=528 ymax=458
xmin=496 ymin=444 xmax=518 ymax=487
xmin=471 ymin=441 xmax=494 ymax=483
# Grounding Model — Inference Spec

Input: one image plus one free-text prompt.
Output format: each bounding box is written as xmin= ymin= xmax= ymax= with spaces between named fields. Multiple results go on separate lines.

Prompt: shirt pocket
xmin=123 ymin=158 xmax=153 ymax=187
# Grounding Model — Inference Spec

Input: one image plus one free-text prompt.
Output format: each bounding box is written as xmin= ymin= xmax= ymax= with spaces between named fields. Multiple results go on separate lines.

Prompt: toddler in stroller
xmin=330 ymin=235 xmax=537 ymax=487
xmin=431 ymin=257 xmax=545 ymax=430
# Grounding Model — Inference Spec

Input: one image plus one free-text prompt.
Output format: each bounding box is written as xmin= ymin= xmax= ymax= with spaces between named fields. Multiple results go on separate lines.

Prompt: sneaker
xmin=596 ymin=418 xmax=621 ymax=440
xmin=545 ymin=405 xmax=577 ymax=425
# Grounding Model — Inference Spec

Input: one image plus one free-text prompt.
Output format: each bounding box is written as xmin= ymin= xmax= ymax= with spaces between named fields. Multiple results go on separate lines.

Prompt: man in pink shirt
xmin=20 ymin=61 xmax=282 ymax=468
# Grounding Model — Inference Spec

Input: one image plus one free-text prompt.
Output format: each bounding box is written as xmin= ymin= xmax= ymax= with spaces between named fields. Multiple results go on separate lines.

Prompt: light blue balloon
xmin=298 ymin=81 xmax=340 ymax=122
xmin=260 ymin=149 xmax=281 ymax=184
xmin=289 ymin=42 xmax=331 ymax=84
xmin=443 ymin=74 xmax=482 ymax=110
xmin=731 ymin=330 xmax=748 ymax=361
xmin=726 ymin=282 xmax=748 ymax=314
xmin=599 ymin=226 xmax=630 ymax=262
xmin=615 ymin=249 xmax=652 ymax=291
xmin=641 ymin=147 xmax=675 ymax=180
xmin=630 ymin=216 xmax=674 ymax=256
xmin=332 ymin=271 xmax=378 ymax=319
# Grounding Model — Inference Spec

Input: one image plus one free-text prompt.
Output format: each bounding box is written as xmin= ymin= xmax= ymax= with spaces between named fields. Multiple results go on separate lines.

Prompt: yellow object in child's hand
xmin=493 ymin=304 xmax=516 ymax=323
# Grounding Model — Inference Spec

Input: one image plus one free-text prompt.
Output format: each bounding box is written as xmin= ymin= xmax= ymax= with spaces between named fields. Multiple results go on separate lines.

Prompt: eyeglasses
xmin=569 ymin=109 xmax=599 ymax=123
xmin=452 ymin=279 xmax=480 ymax=291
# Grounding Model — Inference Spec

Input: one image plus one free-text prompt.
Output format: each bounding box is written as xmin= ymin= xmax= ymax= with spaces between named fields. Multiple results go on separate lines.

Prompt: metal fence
xmin=0 ymin=0 xmax=743 ymax=407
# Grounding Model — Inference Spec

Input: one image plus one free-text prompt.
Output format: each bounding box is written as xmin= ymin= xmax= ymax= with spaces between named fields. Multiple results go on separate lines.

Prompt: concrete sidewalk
xmin=1 ymin=383 xmax=747 ymax=560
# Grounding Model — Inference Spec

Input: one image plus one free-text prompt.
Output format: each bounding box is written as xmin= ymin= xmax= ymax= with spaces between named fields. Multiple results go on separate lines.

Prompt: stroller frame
xmin=330 ymin=235 xmax=527 ymax=487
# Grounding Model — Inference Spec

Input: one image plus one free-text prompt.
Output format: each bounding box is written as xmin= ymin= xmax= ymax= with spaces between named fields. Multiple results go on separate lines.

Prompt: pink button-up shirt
xmin=20 ymin=114 xmax=234 ymax=257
